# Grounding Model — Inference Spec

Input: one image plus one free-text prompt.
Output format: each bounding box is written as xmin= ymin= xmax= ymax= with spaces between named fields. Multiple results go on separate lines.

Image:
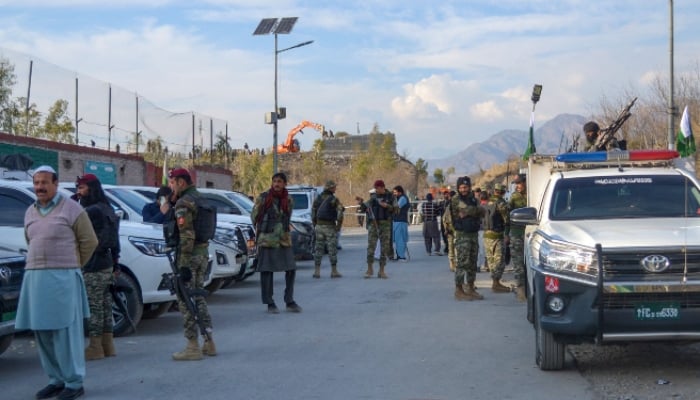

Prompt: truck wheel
xmin=0 ymin=334 xmax=13 ymax=355
xmin=205 ymin=278 xmax=223 ymax=294
xmin=535 ymin=306 xmax=565 ymax=370
xmin=142 ymin=301 xmax=174 ymax=320
xmin=111 ymin=273 xmax=143 ymax=337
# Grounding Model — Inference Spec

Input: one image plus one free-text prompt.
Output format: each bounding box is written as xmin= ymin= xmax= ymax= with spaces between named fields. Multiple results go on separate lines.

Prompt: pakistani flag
xmin=522 ymin=111 xmax=536 ymax=160
xmin=676 ymin=105 xmax=696 ymax=158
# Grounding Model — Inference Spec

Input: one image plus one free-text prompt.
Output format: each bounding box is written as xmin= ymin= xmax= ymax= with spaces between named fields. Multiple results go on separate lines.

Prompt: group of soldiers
xmin=307 ymin=175 xmax=530 ymax=304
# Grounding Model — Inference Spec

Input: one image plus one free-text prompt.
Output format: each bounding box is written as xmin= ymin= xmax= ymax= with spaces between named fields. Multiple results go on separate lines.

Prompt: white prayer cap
xmin=33 ymin=165 xmax=57 ymax=175
xmin=369 ymin=188 xmax=376 ymax=194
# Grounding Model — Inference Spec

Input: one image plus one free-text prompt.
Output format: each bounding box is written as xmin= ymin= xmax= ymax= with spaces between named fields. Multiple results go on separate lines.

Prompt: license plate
xmin=635 ymin=302 xmax=680 ymax=320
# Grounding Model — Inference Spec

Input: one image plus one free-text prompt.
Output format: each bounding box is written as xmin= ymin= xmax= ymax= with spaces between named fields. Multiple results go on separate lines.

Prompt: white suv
xmin=0 ymin=180 xmax=226 ymax=336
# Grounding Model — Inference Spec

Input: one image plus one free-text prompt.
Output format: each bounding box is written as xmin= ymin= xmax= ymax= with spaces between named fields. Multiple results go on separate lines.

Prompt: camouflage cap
xmin=494 ymin=183 xmax=507 ymax=192
xmin=324 ymin=180 xmax=337 ymax=189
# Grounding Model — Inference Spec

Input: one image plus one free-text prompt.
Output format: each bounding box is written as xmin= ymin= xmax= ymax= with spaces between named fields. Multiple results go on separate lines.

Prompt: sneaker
xmin=267 ymin=303 xmax=280 ymax=314
xmin=57 ymin=386 xmax=84 ymax=400
xmin=36 ymin=384 xmax=65 ymax=399
xmin=286 ymin=302 xmax=303 ymax=313
xmin=434 ymin=251 xmax=443 ymax=256
xmin=397 ymin=257 xmax=408 ymax=263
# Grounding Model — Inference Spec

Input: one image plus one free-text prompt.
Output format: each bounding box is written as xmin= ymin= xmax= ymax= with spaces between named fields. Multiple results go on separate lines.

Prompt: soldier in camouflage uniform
xmin=483 ymin=183 xmax=511 ymax=293
xmin=312 ymin=180 xmax=345 ymax=278
xmin=75 ymin=173 xmax=120 ymax=361
xmin=583 ymin=121 xmax=620 ymax=152
xmin=361 ymin=180 xmax=397 ymax=279
xmin=509 ymin=174 xmax=528 ymax=302
xmin=168 ymin=168 xmax=215 ymax=361
xmin=451 ymin=176 xmax=485 ymax=301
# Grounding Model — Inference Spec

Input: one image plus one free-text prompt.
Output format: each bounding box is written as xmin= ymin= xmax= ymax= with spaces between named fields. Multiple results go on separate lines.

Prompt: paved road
xmin=1 ymin=226 xmax=595 ymax=400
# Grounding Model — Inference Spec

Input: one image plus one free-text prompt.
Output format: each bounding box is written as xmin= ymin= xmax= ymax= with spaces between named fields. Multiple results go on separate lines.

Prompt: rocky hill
xmin=425 ymin=113 xmax=587 ymax=175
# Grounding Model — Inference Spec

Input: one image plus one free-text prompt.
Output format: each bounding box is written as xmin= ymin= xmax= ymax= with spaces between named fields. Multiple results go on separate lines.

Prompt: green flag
xmin=162 ymin=153 xmax=168 ymax=186
xmin=523 ymin=111 xmax=536 ymax=160
xmin=676 ymin=105 xmax=696 ymax=158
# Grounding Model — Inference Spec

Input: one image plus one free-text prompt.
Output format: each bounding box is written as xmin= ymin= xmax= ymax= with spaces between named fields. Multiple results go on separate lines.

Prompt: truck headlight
xmin=532 ymin=234 xmax=598 ymax=277
xmin=214 ymin=227 xmax=236 ymax=244
xmin=129 ymin=237 xmax=169 ymax=257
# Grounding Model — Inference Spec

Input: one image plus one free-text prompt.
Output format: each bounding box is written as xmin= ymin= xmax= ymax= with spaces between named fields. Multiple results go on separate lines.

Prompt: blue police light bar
xmin=556 ymin=150 xmax=679 ymax=163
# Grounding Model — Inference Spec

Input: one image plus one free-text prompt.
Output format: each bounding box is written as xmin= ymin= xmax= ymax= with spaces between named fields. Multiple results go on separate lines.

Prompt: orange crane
xmin=277 ymin=120 xmax=325 ymax=153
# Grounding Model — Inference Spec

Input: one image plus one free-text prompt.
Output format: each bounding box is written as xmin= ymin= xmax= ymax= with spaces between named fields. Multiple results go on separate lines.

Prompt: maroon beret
xmin=168 ymin=168 xmax=191 ymax=179
xmin=76 ymin=173 xmax=99 ymax=185
xmin=373 ymin=179 xmax=385 ymax=188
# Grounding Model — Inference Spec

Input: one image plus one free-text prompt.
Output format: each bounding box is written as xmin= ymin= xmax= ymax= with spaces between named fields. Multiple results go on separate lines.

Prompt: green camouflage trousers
xmin=177 ymin=249 xmax=213 ymax=340
xmin=509 ymin=232 xmax=525 ymax=287
xmin=454 ymin=232 xmax=478 ymax=285
xmin=447 ymin=232 xmax=455 ymax=265
xmin=485 ymin=236 xmax=505 ymax=280
xmin=366 ymin=220 xmax=392 ymax=267
xmin=84 ymin=268 xmax=114 ymax=337
xmin=314 ymin=224 xmax=339 ymax=266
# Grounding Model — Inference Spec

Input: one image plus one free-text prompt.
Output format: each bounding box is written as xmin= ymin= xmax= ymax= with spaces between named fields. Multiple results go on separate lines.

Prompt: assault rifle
xmin=594 ymin=97 xmax=637 ymax=151
xmin=164 ymin=250 xmax=212 ymax=342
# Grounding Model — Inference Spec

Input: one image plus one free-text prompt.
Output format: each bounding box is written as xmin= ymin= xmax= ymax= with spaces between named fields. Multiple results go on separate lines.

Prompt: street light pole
xmin=254 ymin=17 xmax=313 ymax=174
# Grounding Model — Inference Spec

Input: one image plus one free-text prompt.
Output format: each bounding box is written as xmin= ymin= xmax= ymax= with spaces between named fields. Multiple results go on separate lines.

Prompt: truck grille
xmin=602 ymin=249 xmax=700 ymax=277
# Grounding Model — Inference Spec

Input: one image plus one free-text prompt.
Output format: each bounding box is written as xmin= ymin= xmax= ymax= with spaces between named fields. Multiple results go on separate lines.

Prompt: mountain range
xmin=425 ymin=113 xmax=588 ymax=175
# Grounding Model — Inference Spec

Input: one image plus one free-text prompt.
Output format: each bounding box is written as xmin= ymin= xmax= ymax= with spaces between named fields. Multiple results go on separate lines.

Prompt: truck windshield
xmin=549 ymin=175 xmax=700 ymax=220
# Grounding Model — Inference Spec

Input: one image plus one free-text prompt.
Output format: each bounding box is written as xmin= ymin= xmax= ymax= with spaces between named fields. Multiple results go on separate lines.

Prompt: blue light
xmin=556 ymin=152 xmax=610 ymax=163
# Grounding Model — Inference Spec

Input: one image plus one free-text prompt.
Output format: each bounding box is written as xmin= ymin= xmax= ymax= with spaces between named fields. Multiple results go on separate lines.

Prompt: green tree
xmin=0 ymin=57 xmax=16 ymax=132
xmin=433 ymin=168 xmax=445 ymax=185
xmin=12 ymin=97 xmax=41 ymax=137
xmin=43 ymin=99 xmax=74 ymax=143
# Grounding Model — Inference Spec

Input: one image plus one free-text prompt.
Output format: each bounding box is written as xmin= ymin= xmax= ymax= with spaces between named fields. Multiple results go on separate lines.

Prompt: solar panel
xmin=253 ymin=18 xmax=278 ymax=35
xmin=274 ymin=17 xmax=298 ymax=34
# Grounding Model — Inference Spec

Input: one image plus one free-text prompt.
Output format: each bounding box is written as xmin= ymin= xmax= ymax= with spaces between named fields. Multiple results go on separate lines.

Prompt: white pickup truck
xmin=510 ymin=150 xmax=700 ymax=370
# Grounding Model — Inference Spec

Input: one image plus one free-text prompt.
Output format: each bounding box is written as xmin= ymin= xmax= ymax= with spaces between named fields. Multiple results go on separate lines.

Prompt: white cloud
xmin=470 ymin=101 xmax=504 ymax=121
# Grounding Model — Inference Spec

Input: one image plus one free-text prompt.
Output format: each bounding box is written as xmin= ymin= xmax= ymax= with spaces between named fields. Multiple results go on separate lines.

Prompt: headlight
xmin=532 ymin=234 xmax=598 ymax=277
xmin=214 ymin=227 xmax=236 ymax=244
xmin=129 ymin=237 xmax=169 ymax=257
xmin=290 ymin=221 xmax=311 ymax=235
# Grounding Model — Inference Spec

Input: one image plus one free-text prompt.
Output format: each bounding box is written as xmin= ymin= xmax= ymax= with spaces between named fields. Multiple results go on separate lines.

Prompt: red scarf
xmin=257 ymin=186 xmax=290 ymax=224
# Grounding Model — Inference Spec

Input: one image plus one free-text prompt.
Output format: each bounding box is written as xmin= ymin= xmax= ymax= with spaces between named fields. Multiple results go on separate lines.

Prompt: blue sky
xmin=0 ymin=1 xmax=699 ymax=161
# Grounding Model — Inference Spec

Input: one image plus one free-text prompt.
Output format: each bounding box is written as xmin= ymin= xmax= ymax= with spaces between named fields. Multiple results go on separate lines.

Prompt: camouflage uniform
xmin=84 ymin=268 xmax=114 ymax=337
xmin=362 ymin=190 xmax=397 ymax=277
xmin=484 ymin=193 xmax=510 ymax=281
xmin=450 ymin=193 xmax=484 ymax=286
xmin=312 ymin=188 xmax=345 ymax=274
xmin=174 ymin=186 xmax=213 ymax=340
xmin=508 ymin=191 xmax=528 ymax=287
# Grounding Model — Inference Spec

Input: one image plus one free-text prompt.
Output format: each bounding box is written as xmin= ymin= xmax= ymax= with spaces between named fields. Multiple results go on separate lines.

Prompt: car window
xmin=0 ymin=188 xmax=34 ymax=226
xmin=134 ymin=189 xmax=157 ymax=201
xmin=107 ymin=188 xmax=150 ymax=216
xmin=201 ymin=193 xmax=241 ymax=215
xmin=225 ymin=192 xmax=254 ymax=214
xmin=290 ymin=193 xmax=309 ymax=210
xmin=63 ymin=186 xmax=129 ymax=219
xmin=550 ymin=175 xmax=700 ymax=220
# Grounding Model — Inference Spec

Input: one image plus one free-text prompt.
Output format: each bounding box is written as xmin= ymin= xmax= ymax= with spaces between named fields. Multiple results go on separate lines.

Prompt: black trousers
xmin=260 ymin=270 xmax=296 ymax=305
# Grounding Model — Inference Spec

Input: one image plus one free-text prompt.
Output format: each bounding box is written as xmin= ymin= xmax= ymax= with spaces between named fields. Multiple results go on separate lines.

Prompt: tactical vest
xmin=370 ymin=193 xmax=394 ymax=221
xmin=482 ymin=199 xmax=505 ymax=232
xmin=315 ymin=193 xmax=338 ymax=221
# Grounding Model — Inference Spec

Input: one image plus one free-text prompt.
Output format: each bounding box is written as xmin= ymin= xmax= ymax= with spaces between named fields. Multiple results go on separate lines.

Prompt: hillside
xmin=425 ymin=113 xmax=587 ymax=175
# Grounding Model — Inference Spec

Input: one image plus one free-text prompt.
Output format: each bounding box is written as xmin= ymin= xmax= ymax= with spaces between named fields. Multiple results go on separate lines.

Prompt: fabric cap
xmin=168 ymin=168 xmax=191 ymax=179
xmin=583 ymin=121 xmax=600 ymax=134
xmin=373 ymin=179 xmax=385 ymax=188
xmin=456 ymin=176 xmax=471 ymax=187
xmin=33 ymin=165 xmax=56 ymax=175
xmin=494 ymin=183 xmax=507 ymax=192
xmin=76 ymin=173 xmax=99 ymax=185
xmin=324 ymin=180 xmax=337 ymax=189
xmin=513 ymin=174 xmax=526 ymax=184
